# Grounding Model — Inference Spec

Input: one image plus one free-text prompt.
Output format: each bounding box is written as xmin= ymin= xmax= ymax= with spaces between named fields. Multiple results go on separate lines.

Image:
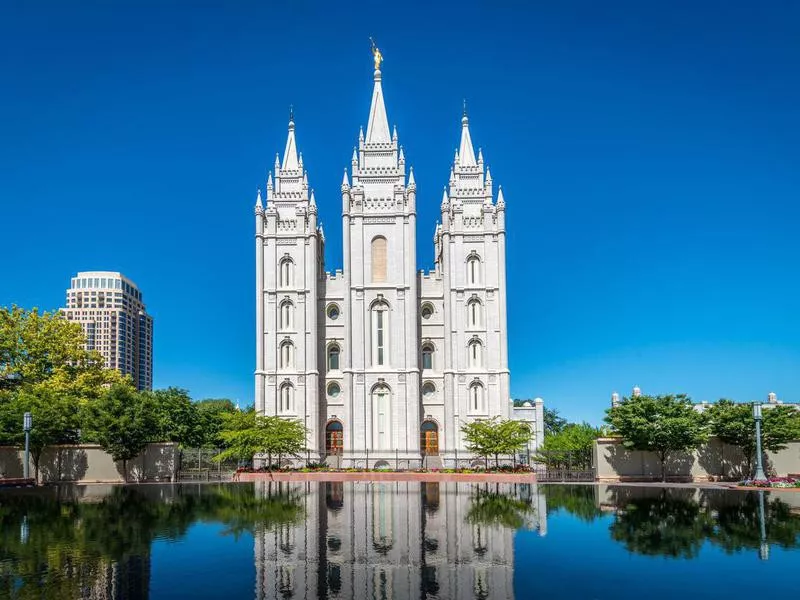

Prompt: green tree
xmin=214 ymin=412 xmax=307 ymax=469
xmin=535 ymin=422 xmax=600 ymax=468
xmin=150 ymin=387 xmax=203 ymax=447
xmin=82 ymin=384 xmax=158 ymax=481
xmin=465 ymin=486 xmax=535 ymax=529
xmin=706 ymin=399 xmax=800 ymax=476
xmin=461 ymin=418 xmax=531 ymax=468
xmin=605 ymin=394 xmax=707 ymax=482
xmin=195 ymin=398 xmax=237 ymax=447
xmin=543 ymin=407 xmax=568 ymax=436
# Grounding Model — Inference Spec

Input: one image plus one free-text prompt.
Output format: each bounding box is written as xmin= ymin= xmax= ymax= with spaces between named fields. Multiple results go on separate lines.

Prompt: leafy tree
xmin=461 ymin=418 xmax=531 ymax=468
xmin=214 ymin=412 xmax=307 ymax=469
xmin=0 ymin=388 xmax=80 ymax=482
xmin=195 ymin=398 xmax=237 ymax=447
xmin=544 ymin=485 xmax=603 ymax=522
xmin=543 ymin=407 xmax=568 ymax=436
xmin=465 ymin=486 xmax=535 ymax=529
xmin=535 ymin=422 xmax=601 ymax=468
xmin=82 ymin=384 xmax=158 ymax=481
xmin=605 ymin=394 xmax=707 ymax=482
xmin=150 ymin=387 xmax=203 ymax=447
xmin=706 ymin=399 xmax=800 ymax=476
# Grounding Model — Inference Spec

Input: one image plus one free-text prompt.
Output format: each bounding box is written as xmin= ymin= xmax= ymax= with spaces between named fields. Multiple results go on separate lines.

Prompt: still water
xmin=0 ymin=481 xmax=798 ymax=599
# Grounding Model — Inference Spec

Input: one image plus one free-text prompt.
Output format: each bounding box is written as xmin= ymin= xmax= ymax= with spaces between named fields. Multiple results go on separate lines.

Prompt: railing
xmin=178 ymin=448 xmax=238 ymax=481
xmin=532 ymin=450 xmax=595 ymax=482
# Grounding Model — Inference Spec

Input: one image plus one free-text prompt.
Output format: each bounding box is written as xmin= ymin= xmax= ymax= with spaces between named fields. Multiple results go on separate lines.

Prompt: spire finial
xmin=463 ymin=98 xmax=467 ymax=117
xmin=289 ymin=104 xmax=294 ymax=123
xmin=370 ymin=37 xmax=383 ymax=71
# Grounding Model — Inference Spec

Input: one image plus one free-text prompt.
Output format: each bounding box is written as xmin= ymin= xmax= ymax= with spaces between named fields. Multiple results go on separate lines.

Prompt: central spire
xmin=365 ymin=43 xmax=391 ymax=144
xmin=282 ymin=110 xmax=299 ymax=171
xmin=458 ymin=104 xmax=477 ymax=167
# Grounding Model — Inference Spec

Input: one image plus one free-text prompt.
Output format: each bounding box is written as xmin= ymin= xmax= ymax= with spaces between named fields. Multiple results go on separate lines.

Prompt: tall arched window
xmin=371 ymin=236 xmax=387 ymax=283
xmin=279 ymin=340 xmax=294 ymax=370
xmin=279 ymin=301 xmax=293 ymax=330
xmin=469 ymin=382 xmax=484 ymax=412
xmin=467 ymin=299 xmax=482 ymax=328
xmin=371 ymin=301 xmax=389 ymax=366
xmin=279 ymin=382 xmax=294 ymax=413
xmin=372 ymin=384 xmax=391 ymax=449
xmin=468 ymin=339 xmax=482 ymax=368
xmin=421 ymin=343 xmax=434 ymax=370
xmin=279 ymin=258 xmax=293 ymax=288
xmin=467 ymin=254 xmax=481 ymax=286
xmin=327 ymin=344 xmax=340 ymax=371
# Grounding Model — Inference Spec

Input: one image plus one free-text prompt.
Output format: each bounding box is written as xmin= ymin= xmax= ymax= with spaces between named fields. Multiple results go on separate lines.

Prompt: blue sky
xmin=1 ymin=1 xmax=798 ymax=424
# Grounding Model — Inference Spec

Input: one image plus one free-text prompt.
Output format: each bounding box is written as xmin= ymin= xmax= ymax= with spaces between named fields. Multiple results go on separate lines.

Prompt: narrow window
xmin=328 ymin=345 xmax=340 ymax=371
xmin=470 ymin=383 xmax=484 ymax=412
xmin=422 ymin=344 xmax=433 ymax=370
xmin=371 ymin=237 xmax=387 ymax=283
xmin=468 ymin=300 xmax=482 ymax=328
xmin=280 ymin=383 xmax=293 ymax=413
xmin=467 ymin=256 xmax=480 ymax=286
xmin=280 ymin=259 xmax=292 ymax=288
xmin=280 ymin=341 xmax=293 ymax=369
xmin=376 ymin=310 xmax=385 ymax=365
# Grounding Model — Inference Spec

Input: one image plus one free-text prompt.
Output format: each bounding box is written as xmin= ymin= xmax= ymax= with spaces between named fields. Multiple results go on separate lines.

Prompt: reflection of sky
xmin=150 ymin=523 xmax=255 ymax=599
xmin=514 ymin=511 xmax=799 ymax=599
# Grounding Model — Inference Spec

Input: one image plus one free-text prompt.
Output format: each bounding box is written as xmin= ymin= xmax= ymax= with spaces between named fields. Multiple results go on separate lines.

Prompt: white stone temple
xmin=254 ymin=49 xmax=541 ymax=465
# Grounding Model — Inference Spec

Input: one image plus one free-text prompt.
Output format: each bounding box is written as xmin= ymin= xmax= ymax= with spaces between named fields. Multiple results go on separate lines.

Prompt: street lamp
xmin=23 ymin=412 xmax=32 ymax=480
xmin=752 ymin=403 xmax=767 ymax=481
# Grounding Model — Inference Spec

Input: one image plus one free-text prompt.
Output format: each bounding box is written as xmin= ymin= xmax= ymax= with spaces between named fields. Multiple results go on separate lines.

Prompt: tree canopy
xmin=605 ymin=393 xmax=707 ymax=481
xmin=461 ymin=418 xmax=531 ymax=467
xmin=214 ymin=412 xmax=307 ymax=468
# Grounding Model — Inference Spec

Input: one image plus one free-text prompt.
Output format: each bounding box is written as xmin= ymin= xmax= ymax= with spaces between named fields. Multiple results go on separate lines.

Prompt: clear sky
xmin=1 ymin=1 xmax=798 ymax=425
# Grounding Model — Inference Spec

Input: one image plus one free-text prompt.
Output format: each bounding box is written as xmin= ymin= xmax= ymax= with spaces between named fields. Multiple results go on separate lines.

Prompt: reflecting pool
xmin=0 ymin=482 xmax=799 ymax=599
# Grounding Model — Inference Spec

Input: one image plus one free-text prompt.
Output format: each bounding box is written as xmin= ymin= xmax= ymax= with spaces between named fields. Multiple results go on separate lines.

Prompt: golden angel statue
xmin=370 ymin=37 xmax=383 ymax=70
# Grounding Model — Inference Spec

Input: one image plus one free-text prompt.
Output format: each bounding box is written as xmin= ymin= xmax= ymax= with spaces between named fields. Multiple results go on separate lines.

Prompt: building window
xmin=469 ymin=382 xmax=484 ymax=412
xmin=327 ymin=344 xmax=340 ymax=371
xmin=468 ymin=339 xmax=482 ymax=368
xmin=280 ymin=341 xmax=294 ymax=369
xmin=372 ymin=385 xmax=391 ymax=449
xmin=371 ymin=302 xmax=389 ymax=366
xmin=467 ymin=254 xmax=481 ymax=286
xmin=421 ymin=344 xmax=433 ymax=370
xmin=327 ymin=382 xmax=341 ymax=398
xmin=422 ymin=382 xmax=436 ymax=398
xmin=279 ymin=301 xmax=293 ymax=330
xmin=421 ymin=303 xmax=434 ymax=320
xmin=467 ymin=298 xmax=482 ymax=328
xmin=279 ymin=258 xmax=293 ymax=288
xmin=371 ymin=236 xmax=387 ymax=283
xmin=279 ymin=383 xmax=294 ymax=413
xmin=327 ymin=304 xmax=340 ymax=320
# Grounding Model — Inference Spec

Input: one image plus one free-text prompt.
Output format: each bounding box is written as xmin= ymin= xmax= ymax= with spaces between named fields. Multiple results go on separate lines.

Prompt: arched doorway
xmin=326 ymin=421 xmax=343 ymax=455
xmin=420 ymin=421 xmax=439 ymax=456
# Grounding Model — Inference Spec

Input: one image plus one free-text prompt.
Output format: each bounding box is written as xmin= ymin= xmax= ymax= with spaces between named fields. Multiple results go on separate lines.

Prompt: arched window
xmin=372 ymin=384 xmax=391 ymax=449
xmin=467 ymin=254 xmax=481 ymax=286
xmin=421 ymin=303 xmax=434 ymax=320
xmin=467 ymin=299 xmax=482 ymax=328
xmin=279 ymin=301 xmax=293 ymax=330
xmin=421 ymin=343 xmax=434 ymax=370
xmin=279 ymin=258 xmax=293 ymax=288
xmin=279 ymin=382 xmax=294 ymax=413
xmin=468 ymin=339 xmax=482 ymax=368
xmin=469 ymin=382 xmax=484 ymax=412
xmin=422 ymin=381 xmax=436 ymax=399
xmin=371 ymin=236 xmax=387 ymax=283
xmin=371 ymin=301 xmax=389 ymax=367
xmin=327 ymin=344 xmax=340 ymax=371
xmin=279 ymin=340 xmax=294 ymax=369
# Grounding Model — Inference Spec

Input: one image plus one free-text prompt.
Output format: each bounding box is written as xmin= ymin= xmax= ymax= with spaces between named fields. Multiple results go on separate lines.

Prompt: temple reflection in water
xmin=254 ymin=481 xmax=547 ymax=600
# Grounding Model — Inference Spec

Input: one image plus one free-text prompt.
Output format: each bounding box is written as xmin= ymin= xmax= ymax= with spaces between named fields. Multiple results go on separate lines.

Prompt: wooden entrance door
xmin=326 ymin=422 xmax=343 ymax=455
xmin=420 ymin=421 xmax=439 ymax=455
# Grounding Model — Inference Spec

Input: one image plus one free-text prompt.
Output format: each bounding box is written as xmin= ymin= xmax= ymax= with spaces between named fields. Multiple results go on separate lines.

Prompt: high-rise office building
xmin=62 ymin=271 xmax=153 ymax=391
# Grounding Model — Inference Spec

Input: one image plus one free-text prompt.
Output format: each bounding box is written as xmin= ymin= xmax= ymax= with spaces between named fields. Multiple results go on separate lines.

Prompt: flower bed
xmin=738 ymin=477 xmax=800 ymax=489
xmin=234 ymin=465 xmax=533 ymax=475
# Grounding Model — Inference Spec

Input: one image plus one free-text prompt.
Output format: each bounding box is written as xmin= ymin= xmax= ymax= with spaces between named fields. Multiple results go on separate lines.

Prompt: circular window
xmin=422 ymin=382 xmax=436 ymax=397
xmin=327 ymin=382 xmax=341 ymax=398
xmin=421 ymin=304 xmax=433 ymax=319
xmin=327 ymin=304 xmax=340 ymax=320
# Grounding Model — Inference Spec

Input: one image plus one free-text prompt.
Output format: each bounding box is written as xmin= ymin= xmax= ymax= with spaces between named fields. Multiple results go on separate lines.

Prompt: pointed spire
xmin=267 ymin=172 xmax=273 ymax=190
xmin=255 ymin=188 xmax=263 ymax=209
xmin=408 ymin=166 xmax=416 ymax=188
xmin=298 ymin=152 xmax=304 ymax=168
xmin=458 ymin=109 xmax=477 ymax=167
xmin=359 ymin=126 xmax=364 ymax=143
xmin=274 ymin=153 xmax=280 ymax=170
xmin=478 ymin=148 xmax=484 ymax=164
xmin=399 ymin=146 xmax=405 ymax=161
xmin=302 ymin=171 xmax=308 ymax=189
xmin=351 ymin=147 xmax=358 ymax=163
xmin=497 ymin=185 xmax=505 ymax=206
xmin=485 ymin=167 xmax=492 ymax=183
xmin=441 ymin=187 xmax=449 ymax=207
xmin=365 ymin=65 xmax=391 ymax=144
xmin=282 ymin=115 xmax=299 ymax=170
xmin=342 ymin=168 xmax=350 ymax=188
xmin=310 ymin=189 xmax=317 ymax=207
xmin=392 ymin=125 xmax=398 ymax=141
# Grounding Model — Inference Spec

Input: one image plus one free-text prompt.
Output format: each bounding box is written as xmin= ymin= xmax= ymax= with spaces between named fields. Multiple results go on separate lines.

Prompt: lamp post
xmin=752 ymin=403 xmax=767 ymax=481
xmin=23 ymin=412 xmax=32 ymax=480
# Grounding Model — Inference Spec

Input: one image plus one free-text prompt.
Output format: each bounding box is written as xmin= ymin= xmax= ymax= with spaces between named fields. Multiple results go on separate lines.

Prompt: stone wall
xmin=593 ymin=437 xmax=800 ymax=481
xmin=0 ymin=443 xmax=178 ymax=483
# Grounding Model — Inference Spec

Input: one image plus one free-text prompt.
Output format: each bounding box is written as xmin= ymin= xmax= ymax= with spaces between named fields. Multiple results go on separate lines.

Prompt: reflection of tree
xmin=465 ymin=486 xmax=534 ymax=530
xmin=0 ymin=483 xmax=304 ymax=597
xmin=708 ymin=492 xmax=800 ymax=554
xmin=544 ymin=485 xmax=603 ymax=522
xmin=609 ymin=491 xmax=713 ymax=559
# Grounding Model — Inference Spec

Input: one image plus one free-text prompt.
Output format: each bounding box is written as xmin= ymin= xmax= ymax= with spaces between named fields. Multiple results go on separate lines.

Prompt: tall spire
xmin=282 ymin=110 xmax=299 ymax=170
xmin=458 ymin=106 xmax=477 ymax=167
xmin=365 ymin=44 xmax=391 ymax=144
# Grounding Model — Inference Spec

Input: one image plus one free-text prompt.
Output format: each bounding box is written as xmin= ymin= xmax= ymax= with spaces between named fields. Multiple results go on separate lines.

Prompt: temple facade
xmin=254 ymin=52 xmax=537 ymax=465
